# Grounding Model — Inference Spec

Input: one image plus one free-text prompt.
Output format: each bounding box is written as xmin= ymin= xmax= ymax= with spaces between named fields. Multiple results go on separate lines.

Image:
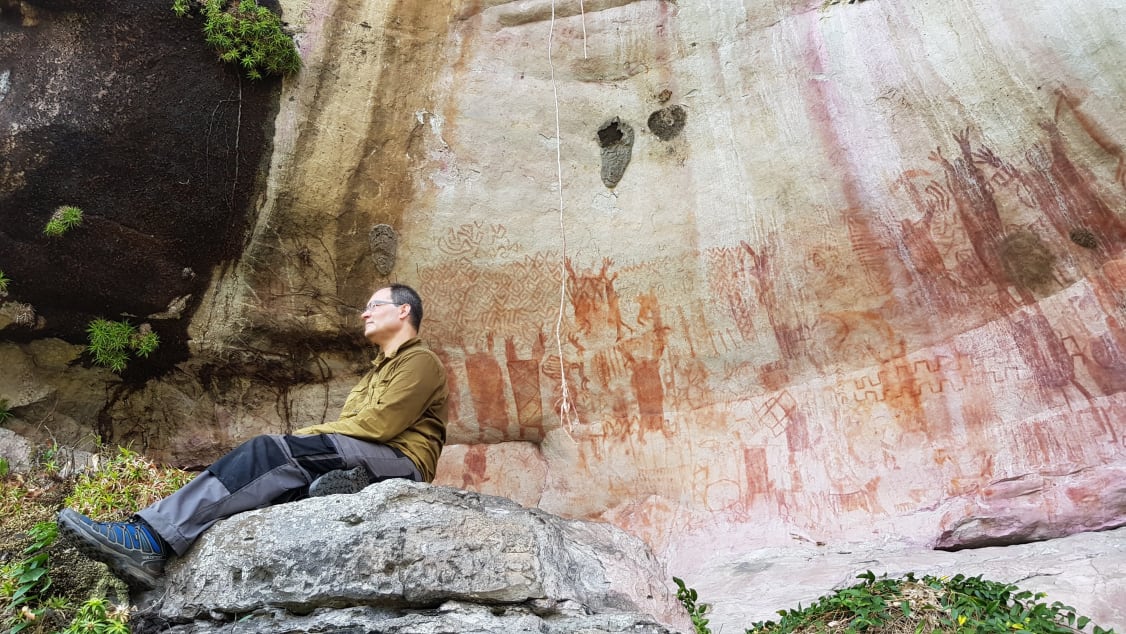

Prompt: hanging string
xmin=548 ymin=0 xmax=579 ymax=437
xmin=579 ymin=0 xmax=588 ymax=58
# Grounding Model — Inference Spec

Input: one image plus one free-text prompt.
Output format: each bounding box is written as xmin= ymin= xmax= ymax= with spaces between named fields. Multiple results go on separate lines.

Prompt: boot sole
xmin=57 ymin=509 xmax=161 ymax=590
xmin=309 ymin=466 xmax=372 ymax=497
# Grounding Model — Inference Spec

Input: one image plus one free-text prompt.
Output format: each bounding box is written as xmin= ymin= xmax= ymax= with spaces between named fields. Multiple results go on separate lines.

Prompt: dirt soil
xmin=0 ymin=0 xmax=279 ymax=380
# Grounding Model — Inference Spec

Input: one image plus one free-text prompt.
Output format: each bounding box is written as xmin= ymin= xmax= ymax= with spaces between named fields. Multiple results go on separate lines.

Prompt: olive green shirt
xmin=294 ymin=338 xmax=448 ymax=482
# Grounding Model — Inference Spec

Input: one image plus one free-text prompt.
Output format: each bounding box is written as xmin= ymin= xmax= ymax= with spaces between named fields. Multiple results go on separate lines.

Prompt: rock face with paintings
xmin=2 ymin=0 xmax=1126 ymax=625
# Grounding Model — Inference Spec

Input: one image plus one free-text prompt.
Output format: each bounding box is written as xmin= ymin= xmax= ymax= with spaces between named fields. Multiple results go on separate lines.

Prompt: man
xmin=57 ymin=283 xmax=449 ymax=590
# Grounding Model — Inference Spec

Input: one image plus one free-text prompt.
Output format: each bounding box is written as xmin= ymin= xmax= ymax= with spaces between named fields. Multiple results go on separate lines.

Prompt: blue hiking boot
xmin=57 ymin=509 xmax=169 ymax=590
xmin=309 ymin=466 xmax=372 ymax=497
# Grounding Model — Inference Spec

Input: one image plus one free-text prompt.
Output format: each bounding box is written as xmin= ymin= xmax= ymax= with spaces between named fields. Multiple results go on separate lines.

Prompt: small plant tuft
xmin=85 ymin=319 xmax=160 ymax=373
xmin=173 ymin=0 xmax=301 ymax=79
xmin=43 ymin=206 xmax=83 ymax=237
xmin=674 ymin=577 xmax=713 ymax=634
xmin=36 ymin=443 xmax=63 ymax=475
xmin=0 ymin=269 xmax=10 ymax=295
xmin=0 ymin=398 xmax=12 ymax=425
xmin=60 ymin=597 xmax=131 ymax=634
xmin=132 ymin=324 xmax=160 ymax=359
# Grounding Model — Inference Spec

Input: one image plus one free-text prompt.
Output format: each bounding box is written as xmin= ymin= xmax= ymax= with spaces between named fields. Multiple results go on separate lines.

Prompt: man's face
xmin=361 ymin=287 xmax=403 ymax=343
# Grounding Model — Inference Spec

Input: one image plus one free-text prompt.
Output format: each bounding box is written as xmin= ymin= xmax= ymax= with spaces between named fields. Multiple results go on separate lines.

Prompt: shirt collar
xmin=373 ymin=337 xmax=422 ymax=364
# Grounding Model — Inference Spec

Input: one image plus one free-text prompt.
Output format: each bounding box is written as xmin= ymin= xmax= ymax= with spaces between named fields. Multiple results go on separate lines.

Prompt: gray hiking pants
xmin=137 ymin=433 xmax=421 ymax=555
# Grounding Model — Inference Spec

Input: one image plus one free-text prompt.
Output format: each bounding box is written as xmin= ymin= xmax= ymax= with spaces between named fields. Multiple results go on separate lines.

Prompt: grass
xmin=43 ymin=206 xmax=83 ymax=237
xmin=676 ymin=572 xmax=1116 ymax=634
xmin=0 ymin=269 xmax=10 ymax=295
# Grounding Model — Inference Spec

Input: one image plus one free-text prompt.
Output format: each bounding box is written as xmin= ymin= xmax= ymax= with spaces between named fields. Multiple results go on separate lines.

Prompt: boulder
xmin=935 ymin=463 xmax=1126 ymax=550
xmin=0 ymin=339 xmax=107 ymax=454
xmin=134 ymin=479 xmax=687 ymax=633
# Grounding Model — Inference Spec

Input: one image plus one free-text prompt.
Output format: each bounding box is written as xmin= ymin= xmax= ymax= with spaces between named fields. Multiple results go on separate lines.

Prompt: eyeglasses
xmin=363 ymin=299 xmax=402 ymax=312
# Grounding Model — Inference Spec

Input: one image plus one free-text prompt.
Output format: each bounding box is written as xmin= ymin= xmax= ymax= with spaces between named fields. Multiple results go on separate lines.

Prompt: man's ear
xmin=398 ymin=303 xmax=411 ymax=322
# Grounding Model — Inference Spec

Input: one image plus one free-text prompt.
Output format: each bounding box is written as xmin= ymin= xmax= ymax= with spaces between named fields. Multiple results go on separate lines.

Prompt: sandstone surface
xmin=214 ymin=0 xmax=1126 ymax=568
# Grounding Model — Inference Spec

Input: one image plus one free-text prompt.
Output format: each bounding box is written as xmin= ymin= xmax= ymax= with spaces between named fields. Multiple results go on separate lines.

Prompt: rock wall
xmin=199 ymin=0 xmax=1126 ymax=561
xmin=0 ymin=0 xmax=276 ymax=356
xmin=4 ymin=0 xmax=1126 ymax=604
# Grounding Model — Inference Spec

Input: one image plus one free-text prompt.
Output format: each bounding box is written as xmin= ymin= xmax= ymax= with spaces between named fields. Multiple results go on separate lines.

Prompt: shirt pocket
xmin=373 ymin=376 xmax=394 ymax=405
xmin=341 ymin=374 xmax=378 ymax=416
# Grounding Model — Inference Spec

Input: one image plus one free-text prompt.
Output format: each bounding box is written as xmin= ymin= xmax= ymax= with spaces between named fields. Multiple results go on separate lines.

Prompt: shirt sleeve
xmin=294 ymin=350 xmax=444 ymax=442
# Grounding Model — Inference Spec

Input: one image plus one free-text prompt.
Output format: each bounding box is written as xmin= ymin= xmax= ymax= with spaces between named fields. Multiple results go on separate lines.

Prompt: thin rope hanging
xmin=548 ymin=0 xmax=587 ymax=439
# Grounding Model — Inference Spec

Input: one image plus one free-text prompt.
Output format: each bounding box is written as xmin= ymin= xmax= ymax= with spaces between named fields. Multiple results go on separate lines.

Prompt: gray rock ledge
xmin=135 ymin=479 xmax=686 ymax=633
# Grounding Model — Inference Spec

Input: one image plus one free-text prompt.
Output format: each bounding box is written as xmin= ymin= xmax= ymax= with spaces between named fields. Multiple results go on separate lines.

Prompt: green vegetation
xmin=132 ymin=328 xmax=160 ymax=359
xmin=172 ymin=0 xmax=301 ymax=79
xmin=66 ymin=446 xmax=193 ymax=520
xmin=0 ymin=399 xmax=12 ymax=425
xmin=85 ymin=320 xmax=160 ymax=373
xmin=36 ymin=444 xmax=63 ymax=477
xmin=675 ymin=577 xmax=713 ymax=634
xmin=1 ymin=522 xmax=56 ymax=633
xmin=0 ymin=270 xmax=10 ymax=295
xmin=43 ymin=206 xmax=83 ymax=237
xmin=1 ymin=444 xmax=192 ymax=633
xmin=60 ymin=598 xmax=130 ymax=634
xmin=673 ymin=571 xmax=1115 ymax=634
